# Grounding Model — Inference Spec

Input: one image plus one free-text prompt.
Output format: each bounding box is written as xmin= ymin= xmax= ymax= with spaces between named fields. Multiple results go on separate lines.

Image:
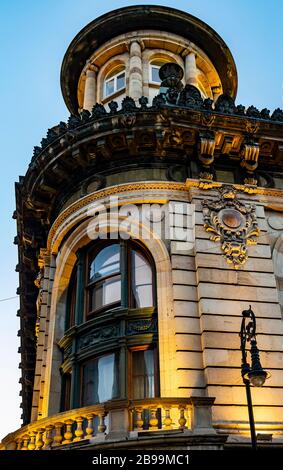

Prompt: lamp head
xmin=248 ymin=369 xmax=268 ymax=387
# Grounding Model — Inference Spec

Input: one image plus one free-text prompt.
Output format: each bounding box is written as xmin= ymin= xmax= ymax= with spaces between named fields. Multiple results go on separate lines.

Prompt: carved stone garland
xmin=202 ymin=186 xmax=260 ymax=268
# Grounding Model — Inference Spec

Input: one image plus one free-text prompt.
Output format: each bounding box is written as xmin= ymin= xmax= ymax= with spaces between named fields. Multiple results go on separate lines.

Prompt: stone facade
xmin=2 ymin=5 xmax=283 ymax=450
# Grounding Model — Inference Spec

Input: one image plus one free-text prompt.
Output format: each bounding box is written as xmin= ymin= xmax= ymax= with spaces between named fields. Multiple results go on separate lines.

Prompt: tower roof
xmin=61 ymin=4 xmax=238 ymax=114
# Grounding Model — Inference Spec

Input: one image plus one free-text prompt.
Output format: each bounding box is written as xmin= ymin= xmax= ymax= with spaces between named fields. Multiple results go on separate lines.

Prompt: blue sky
xmin=0 ymin=0 xmax=283 ymax=440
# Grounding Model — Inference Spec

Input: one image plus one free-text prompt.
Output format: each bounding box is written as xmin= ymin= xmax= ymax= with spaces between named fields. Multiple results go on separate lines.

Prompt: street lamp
xmin=240 ymin=306 xmax=269 ymax=450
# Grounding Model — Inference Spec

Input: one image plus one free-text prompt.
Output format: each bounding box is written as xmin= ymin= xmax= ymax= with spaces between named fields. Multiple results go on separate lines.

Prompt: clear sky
xmin=0 ymin=0 xmax=282 ymax=441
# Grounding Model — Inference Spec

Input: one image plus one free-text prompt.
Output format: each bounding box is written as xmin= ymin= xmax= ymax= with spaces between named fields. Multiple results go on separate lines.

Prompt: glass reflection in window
xmin=88 ymin=244 xmax=121 ymax=315
xmin=89 ymin=244 xmax=120 ymax=281
xmin=151 ymin=66 xmax=161 ymax=83
xmin=89 ymin=275 xmax=121 ymax=312
xmin=81 ymin=353 xmax=119 ymax=406
xmin=132 ymin=349 xmax=156 ymax=399
xmin=131 ymin=250 xmax=153 ymax=308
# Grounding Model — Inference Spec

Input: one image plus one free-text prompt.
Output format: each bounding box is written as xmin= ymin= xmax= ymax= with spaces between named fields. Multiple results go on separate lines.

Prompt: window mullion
xmin=120 ymin=240 xmax=128 ymax=308
xmin=75 ymin=249 xmax=85 ymax=325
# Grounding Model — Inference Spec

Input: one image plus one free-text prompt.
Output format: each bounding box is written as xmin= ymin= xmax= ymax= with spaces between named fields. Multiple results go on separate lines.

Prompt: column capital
xmin=126 ymin=38 xmax=145 ymax=52
xmin=85 ymin=61 xmax=99 ymax=74
xmin=182 ymin=47 xmax=197 ymax=58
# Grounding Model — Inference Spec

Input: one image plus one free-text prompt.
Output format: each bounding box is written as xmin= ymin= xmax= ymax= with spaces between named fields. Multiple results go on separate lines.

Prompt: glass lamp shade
xmin=248 ymin=369 xmax=268 ymax=387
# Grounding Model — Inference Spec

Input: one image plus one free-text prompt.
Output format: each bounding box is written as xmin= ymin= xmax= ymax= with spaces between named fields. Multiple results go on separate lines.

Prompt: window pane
xmin=68 ymin=270 xmax=77 ymax=329
xmin=81 ymin=353 xmax=119 ymax=406
xmin=105 ymin=78 xmax=115 ymax=96
xmin=62 ymin=373 xmax=71 ymax=411
xmin=117 ymin=72 xmax=125 ymax=91
xmin=90 ymin=275 xmax=121 ymax=311
xmin=151 ymin=66 xmax=161 ymax=83
xmin=131 ymin=250 xmax=153 ymax=308
xmin=132 ymin=350 xmax=155 ymax=399
xmin=89 ymin=245 xmax=120 ymax=281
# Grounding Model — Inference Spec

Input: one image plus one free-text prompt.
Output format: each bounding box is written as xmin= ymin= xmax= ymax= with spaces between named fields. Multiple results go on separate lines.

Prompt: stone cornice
xmin=18 ymin=98 xmax=283 ymax=227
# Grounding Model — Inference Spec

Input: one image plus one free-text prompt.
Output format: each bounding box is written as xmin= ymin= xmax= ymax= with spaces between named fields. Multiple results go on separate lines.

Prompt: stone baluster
xmin=134 ymin=408 xmax=144 ymax=431
xmin=16 ymin=438 xmax=23 ymax=450
xmin=97 ymin=413 xmax=106 ymax=435
xmin=43 ymin=425 xmax=54 ymax=449
xmin=85 ymin=414 xmax=94 ymax=439
xmin=28 ymin=432 xmax=36 ymax=450
xmin=129 ymin=40 xmax=143 ymax=102
xmin=163 ymin=408 xmax=173 ymax=430
xmin=178 ymin=406 xmax=187 ymax=429
xmin=74 ymin=416 xmax=84 ymax=441
xmin=83 ymin=64 xmax=98 ymax=112
xmin=21 ymin=434 xmax=30 ymax=450
xmin=35 ymin=428 xmax=45 ymax=450
xmin=63 ymin=419 xmax=74 ymax=444
xmin=149 ymin=408 xmax=159 ymax=430
xmin=53 ymin=422 xmax=63 ymax=446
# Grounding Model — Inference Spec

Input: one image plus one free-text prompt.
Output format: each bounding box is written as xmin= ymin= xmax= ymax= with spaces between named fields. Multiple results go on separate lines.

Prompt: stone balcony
xmin=0 ymin=397 xmax=227 ymax=450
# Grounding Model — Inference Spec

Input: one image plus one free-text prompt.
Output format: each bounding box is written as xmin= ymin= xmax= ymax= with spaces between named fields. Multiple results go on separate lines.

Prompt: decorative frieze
xmin=78 ymin=324 xmax=120 ymax=351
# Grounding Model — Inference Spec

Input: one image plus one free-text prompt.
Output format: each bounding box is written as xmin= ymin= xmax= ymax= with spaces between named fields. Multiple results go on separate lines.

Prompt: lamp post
xmin=240 ymin=306 xmax=269 ymax=450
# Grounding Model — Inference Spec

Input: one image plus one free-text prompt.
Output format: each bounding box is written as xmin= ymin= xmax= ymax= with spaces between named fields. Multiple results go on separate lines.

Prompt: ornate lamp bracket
xmin=202 ymin=186 xmax=260 ymax=268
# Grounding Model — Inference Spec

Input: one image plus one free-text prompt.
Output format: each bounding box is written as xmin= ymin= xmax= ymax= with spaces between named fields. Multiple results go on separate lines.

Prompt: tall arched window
xmin=62 ymin=240 xmax=158 ymax=410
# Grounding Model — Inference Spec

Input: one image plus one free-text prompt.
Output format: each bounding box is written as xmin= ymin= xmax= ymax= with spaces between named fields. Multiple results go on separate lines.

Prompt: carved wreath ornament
xmin=202 ymin=186 xmax=260 ymax=268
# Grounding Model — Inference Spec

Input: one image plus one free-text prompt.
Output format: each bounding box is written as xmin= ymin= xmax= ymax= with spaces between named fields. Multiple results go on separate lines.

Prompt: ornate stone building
xmin=2 ymin=5 xmax=283 ymax=450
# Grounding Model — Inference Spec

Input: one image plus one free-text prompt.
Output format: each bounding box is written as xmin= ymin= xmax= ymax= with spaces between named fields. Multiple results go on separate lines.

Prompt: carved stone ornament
xmin=126 ymin=318 xmax=157 ymax=336
xmin=202 ymin=186 xmax=260 ymax=269
xmin=78 ymin=324 xmax=119 ymax=351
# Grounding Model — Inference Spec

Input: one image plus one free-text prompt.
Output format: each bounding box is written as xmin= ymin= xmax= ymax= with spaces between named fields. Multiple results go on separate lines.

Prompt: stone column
xmin=185 ymin=51 xmax=198 ymax=86
xmin=129 ymin=40 xmax=143 ymax=102
xmin=83 ymin=64 xmax=98 ymax=112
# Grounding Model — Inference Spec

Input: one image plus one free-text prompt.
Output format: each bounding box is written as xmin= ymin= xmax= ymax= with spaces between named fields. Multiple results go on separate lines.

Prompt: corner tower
xmin=3 ymin=5 xmax=283 ymax=451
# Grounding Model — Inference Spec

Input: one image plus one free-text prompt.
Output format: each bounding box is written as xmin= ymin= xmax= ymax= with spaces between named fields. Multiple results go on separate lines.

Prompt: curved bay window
xmin=86 ymin=242 xmax=154 ymax=319
xmin=61 ymin=240 xmax=158 ymax=411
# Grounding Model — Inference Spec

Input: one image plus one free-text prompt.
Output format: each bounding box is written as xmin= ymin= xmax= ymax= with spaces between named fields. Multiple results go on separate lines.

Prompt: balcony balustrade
xmin=0 ymin=397 xmax=216 ymax=450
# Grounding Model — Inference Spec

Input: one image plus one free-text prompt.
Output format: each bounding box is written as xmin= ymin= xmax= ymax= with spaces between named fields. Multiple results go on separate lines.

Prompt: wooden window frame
xmin=128 ymin=345 xmax=160 ymax=400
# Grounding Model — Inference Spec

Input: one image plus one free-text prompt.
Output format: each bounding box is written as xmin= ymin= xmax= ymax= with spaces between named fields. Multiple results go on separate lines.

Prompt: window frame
xmin=104 ymin=68 xmax=126 ymax=98
xmin=85 ymin=240 xmax=156 ymax=320
xmin=149 ymin=59 xmax=173 ymax=86
xmin=127 ymin=244 xmax=156 ymax=310
xmin=79 ymin=350 xmax=120 ymax=407
xmin=86 ymin=242 xmax=122 ymax=318
xmin=128 ymin=345 xmax=160 ymax=400
xmin=65 ymin=263 xmax=77 ymax=330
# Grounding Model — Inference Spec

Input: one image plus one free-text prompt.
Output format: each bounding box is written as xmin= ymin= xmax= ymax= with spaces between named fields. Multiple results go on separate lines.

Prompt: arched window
xmin=65 ymin=264 xmax=77 ymax=330
xmin=149 ymin=58 xmax=172 ymax=84
xmin=150 ymin=59 xmax=164 ymax=84
xmin=86 ymin=241 xmax=155 ymax=319
xmin=87 ymin=244 xmax=121 ymax=314
xmin=148 ymin=58 xmax=174 ymax=105
xmin=62 ymin=240 xmax=158 ymax=411
xmin=104 ymin=65 xmax=125 ymax=98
